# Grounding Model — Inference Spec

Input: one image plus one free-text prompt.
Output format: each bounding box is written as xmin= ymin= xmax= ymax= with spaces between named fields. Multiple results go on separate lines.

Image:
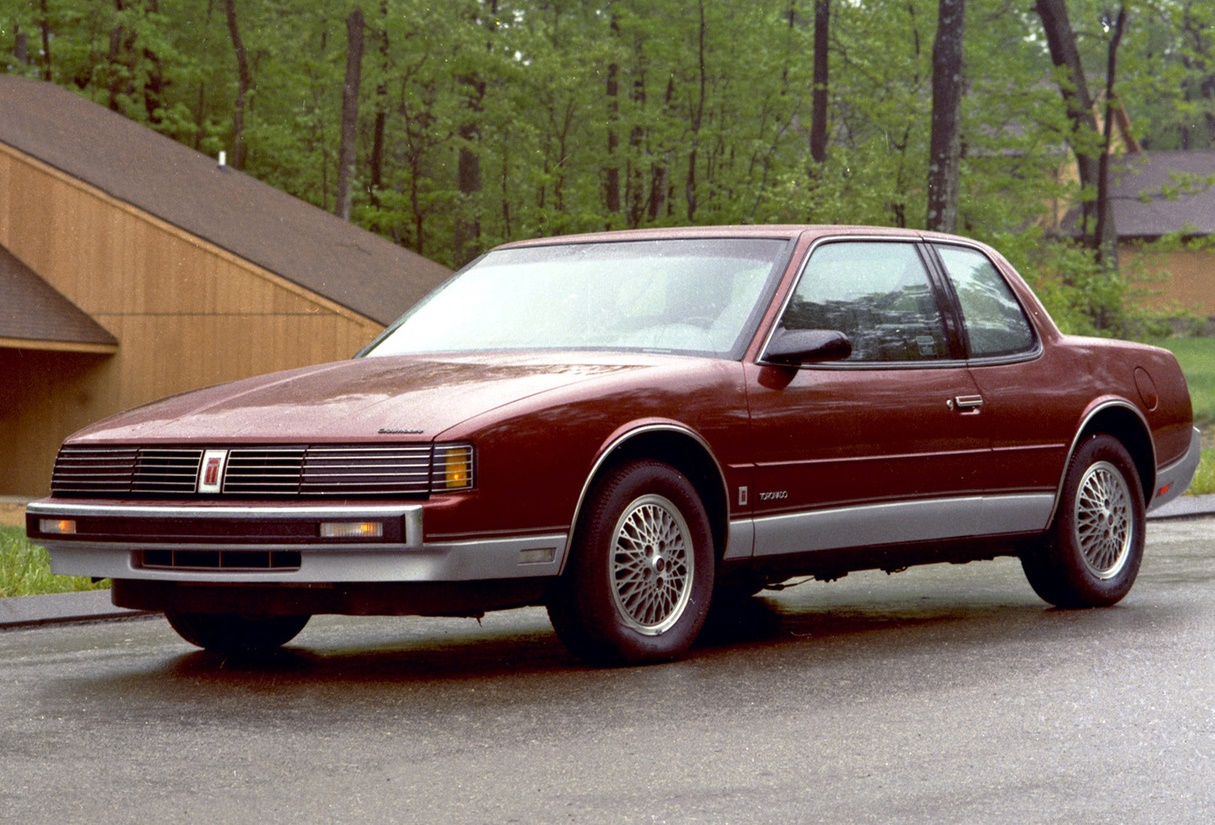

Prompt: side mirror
xmin=763 ymin=328 xmax=852 ymax=365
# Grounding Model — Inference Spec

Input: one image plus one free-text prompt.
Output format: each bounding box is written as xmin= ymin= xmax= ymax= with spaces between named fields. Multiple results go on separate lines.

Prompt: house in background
xmin=1103 ymin=149 xmax=1215 ymax=321
xmin=0 ymin=76 xmax=451 ymax=508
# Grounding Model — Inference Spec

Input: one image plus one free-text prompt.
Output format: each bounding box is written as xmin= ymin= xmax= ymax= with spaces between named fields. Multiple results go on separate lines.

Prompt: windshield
xmin=362 ymin=238 xmax=791 ymax=359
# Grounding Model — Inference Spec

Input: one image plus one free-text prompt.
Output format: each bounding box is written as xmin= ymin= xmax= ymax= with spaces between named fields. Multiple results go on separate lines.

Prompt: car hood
xmin=66 ymin=354 xmax=659 ymax=444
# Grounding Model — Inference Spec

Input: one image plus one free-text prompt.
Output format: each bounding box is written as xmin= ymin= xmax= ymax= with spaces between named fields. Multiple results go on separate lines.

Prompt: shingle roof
xmin=0 ymin=245 xmax=118 ymax=351
xmin=0 ymin=76 xmax=450 ymax=326
xmin=1106 ymin=150 xmax=1215 ymax=239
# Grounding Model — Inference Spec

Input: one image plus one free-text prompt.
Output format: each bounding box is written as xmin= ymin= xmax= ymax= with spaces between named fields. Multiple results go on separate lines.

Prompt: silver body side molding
xmin=744 ymin=493 xmax=1055 ymax=558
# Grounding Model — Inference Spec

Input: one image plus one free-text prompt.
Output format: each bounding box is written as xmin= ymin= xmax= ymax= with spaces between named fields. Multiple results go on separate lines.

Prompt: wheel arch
xmin=564 ymin=424 xmax=730 ymax=573
xmin=1054 ymin=401 xmax=1156 ymax=521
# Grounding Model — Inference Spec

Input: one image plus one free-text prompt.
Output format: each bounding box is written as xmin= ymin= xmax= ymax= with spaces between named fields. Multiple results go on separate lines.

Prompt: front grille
xmin=223 ymin=447 xmax=308 ymax=496
xmin=51 ymin=444 xmax=437 ymax=499
xmin=138 ymin=549 xmax=302 ymax=571
xmin=302 ymin=446 xmax=433 ymax=496
xmin=49 ymin=447 xmax=142 ymax=495
xmin=133 ymin=449 xmax=204 ymax=495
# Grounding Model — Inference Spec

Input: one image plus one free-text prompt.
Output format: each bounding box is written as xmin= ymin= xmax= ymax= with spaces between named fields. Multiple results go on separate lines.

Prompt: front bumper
xmin=25 ymin=500 xmax=567 ymax=583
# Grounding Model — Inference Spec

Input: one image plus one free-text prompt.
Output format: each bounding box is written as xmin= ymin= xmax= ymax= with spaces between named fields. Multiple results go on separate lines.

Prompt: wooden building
xmin=0 ymin=76 xmax=450 ymax=501
xmin=1104 ymin=150 xmax=1215 ymax=321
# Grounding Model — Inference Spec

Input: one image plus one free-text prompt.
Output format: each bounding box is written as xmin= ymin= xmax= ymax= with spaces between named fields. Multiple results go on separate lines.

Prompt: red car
xmin=28 ymin=226 xmax=1200 ymax=665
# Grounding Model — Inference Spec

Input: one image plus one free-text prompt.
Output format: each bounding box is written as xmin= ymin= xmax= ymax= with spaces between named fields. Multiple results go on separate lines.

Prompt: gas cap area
xmin=1134 ymin=367 xmax=1159 ymax=411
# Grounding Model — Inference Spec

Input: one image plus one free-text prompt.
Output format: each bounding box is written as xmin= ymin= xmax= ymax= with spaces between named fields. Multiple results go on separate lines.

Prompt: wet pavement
xmin=2 ymin=516 xmax=1213 ymax=823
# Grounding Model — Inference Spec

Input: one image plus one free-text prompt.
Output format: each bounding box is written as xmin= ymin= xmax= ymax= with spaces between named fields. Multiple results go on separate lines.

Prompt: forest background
xmin=3 ymin=0 xmax=1215 ymax=338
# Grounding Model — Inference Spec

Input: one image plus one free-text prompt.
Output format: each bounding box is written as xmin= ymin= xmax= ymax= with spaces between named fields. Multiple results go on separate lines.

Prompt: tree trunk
xmin=1094 ymin=5 xmax=1127 ymax=270
xmin=1035 ymin=0 xmax=1100 ymax=238
xmin=810 ymin=0 xmax=830 ymax=164
xmin=369 ymin=1 xmax=390 ymax=208
xmin=39 ymin=0 xmax=52 ymax=81
xmin=107 ymin=0 xmax=131 ymax=113
xmin=15 ymin=25 xmax=29 ymax=66
xmin=926 ymin=0 xmax=964 ymax=233
xmin=455 ymin=124 xmax=482 ymax=266
xmin=452 ymin=0 xmax=499 ymax=265
xmin=222 ymin=0 xmax=251 ymax=170
xmin=685 ymin=0 xmax=707 ymax=222
xmin=605 ymin=56 xmax=621 ymax=218
xmin=648 ymin=75 xmax=675 ymax=221
xmin=336 ymin=7 xmax=365 ymax=221
xmin=626 ymin=48 xmax=647 ymax=229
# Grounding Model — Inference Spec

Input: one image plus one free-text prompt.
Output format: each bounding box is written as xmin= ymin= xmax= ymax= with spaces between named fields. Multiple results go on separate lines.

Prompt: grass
xmin=0 ymin=527 xmax=108 ymax=599
xmin=1190 ymin=448 xmax=1215 ymax=497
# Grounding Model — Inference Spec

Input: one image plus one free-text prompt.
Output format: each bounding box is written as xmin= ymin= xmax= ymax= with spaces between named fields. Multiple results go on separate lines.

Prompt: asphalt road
xmin=3 ymin=518 xmax=1214 ymax=824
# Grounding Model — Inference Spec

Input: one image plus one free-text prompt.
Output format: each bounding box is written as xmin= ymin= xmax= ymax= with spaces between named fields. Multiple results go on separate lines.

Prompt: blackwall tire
xmin=1021 ymin=434 xmax=1145 ymax=608
xmin=547 ymin=460 xmax=715 ymax=666
xmin=166 ymin=612 xmax=310 ymax=654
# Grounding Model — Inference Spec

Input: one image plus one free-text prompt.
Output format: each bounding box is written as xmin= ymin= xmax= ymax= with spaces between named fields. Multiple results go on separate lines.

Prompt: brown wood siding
xmin=1124 ymin=243 xmax=1215 ymax=318
xmin=0 ymin=146 xmax=387 ymax=497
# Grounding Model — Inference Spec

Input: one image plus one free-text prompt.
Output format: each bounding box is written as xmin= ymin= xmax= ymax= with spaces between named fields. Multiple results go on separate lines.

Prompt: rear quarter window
xmin=936 ymin=245 xmax=1035 ymax=358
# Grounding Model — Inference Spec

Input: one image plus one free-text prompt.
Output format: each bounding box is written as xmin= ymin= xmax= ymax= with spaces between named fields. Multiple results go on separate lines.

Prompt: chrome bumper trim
xmin=26 ymin=500 xmax=424 ymax=547
xmin=27 ymin=500 xmax=567 ymax=583
xmin=42 ymin=535 xmax=568 ymax=583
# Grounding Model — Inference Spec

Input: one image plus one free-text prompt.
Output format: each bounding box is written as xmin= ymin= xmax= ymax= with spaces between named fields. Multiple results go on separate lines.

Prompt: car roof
xmin=495 ymin=225 xmax=973 ymax=249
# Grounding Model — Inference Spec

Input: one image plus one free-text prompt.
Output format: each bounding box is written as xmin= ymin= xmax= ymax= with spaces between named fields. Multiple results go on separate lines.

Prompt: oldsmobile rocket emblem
xmin=197 ymin=449 xmax=229 ymax=494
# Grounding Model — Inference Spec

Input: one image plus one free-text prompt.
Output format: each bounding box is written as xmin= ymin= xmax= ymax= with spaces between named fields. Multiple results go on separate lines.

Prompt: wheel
xmin=1021 ymin=434 xmax=1145 ymax=608
xmin=547 ymin=460 xmax=715 ymax=665
xmin=165 ymin=612 xmax=310 ymax=654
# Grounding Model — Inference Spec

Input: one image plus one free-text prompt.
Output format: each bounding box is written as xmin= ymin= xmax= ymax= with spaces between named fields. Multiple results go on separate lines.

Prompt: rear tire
xmin=1021 ymin=434 xmax=1145 ymax=608
xmin=166 ymin=612 xmax=310 ymax=654
xmin=547 ymin=460 xmax=715 ymax=665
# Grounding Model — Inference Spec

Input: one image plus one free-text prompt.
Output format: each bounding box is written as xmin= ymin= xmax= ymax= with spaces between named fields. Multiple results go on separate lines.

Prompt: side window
xmin=935 ymin=246 xmax=1035 ymax=358
xmin=781 ymin=242 xmax=949 ymax=362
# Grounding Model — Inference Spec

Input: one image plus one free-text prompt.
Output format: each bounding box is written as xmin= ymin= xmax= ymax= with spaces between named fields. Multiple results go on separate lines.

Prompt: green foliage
xmin=1121 ymin=0 xmax=1215 ymax=151
xmin=976 ymin=226 xmax=1123 ymax=337
xmin=3 ymin=0 xmax=1213 ymax=314
xmin=0 ymin=528 xmax=107 ymax=598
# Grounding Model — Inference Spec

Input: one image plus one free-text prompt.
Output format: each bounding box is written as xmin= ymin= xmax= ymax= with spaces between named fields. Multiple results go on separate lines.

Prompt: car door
xmin=744 ymin=239 xmax=993 ymax=557
xmin=929 ymin=242 xmax=1073 ymax=527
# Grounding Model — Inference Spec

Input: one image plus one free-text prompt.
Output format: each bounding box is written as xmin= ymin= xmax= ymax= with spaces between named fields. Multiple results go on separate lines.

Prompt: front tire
xmin=547 ymin=460 xmax=715 ymax=665
xmin=166 ymin=612 xmax=310 ymax=654
xmin=1021 ymin=434 xmax=1145 ymax=608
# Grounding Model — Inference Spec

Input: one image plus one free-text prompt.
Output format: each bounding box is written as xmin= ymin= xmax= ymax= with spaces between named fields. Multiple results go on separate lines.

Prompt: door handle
xmin=948 ymin=395 xmax=985 ymax=414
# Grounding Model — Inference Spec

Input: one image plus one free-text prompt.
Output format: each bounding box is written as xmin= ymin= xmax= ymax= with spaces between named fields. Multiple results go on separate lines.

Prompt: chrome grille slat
xmin=224 ymin=448 xmax=307 ymax=495
xmin=51 ymin=444 xmax=437 ymax=499
xmin=301 ymin=446 xmax=432 ymax=496
xmin=133 ymin=449 xmax=204 ymax=495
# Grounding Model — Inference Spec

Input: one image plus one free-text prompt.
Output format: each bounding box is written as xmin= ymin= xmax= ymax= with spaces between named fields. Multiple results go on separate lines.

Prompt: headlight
xmin=433 ymin=443 xmax=475 ymax=491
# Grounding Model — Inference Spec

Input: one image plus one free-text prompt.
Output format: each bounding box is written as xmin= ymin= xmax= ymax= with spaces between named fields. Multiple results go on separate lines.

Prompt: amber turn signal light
xmin=319 ymin=521 xmax=384 ymax=539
